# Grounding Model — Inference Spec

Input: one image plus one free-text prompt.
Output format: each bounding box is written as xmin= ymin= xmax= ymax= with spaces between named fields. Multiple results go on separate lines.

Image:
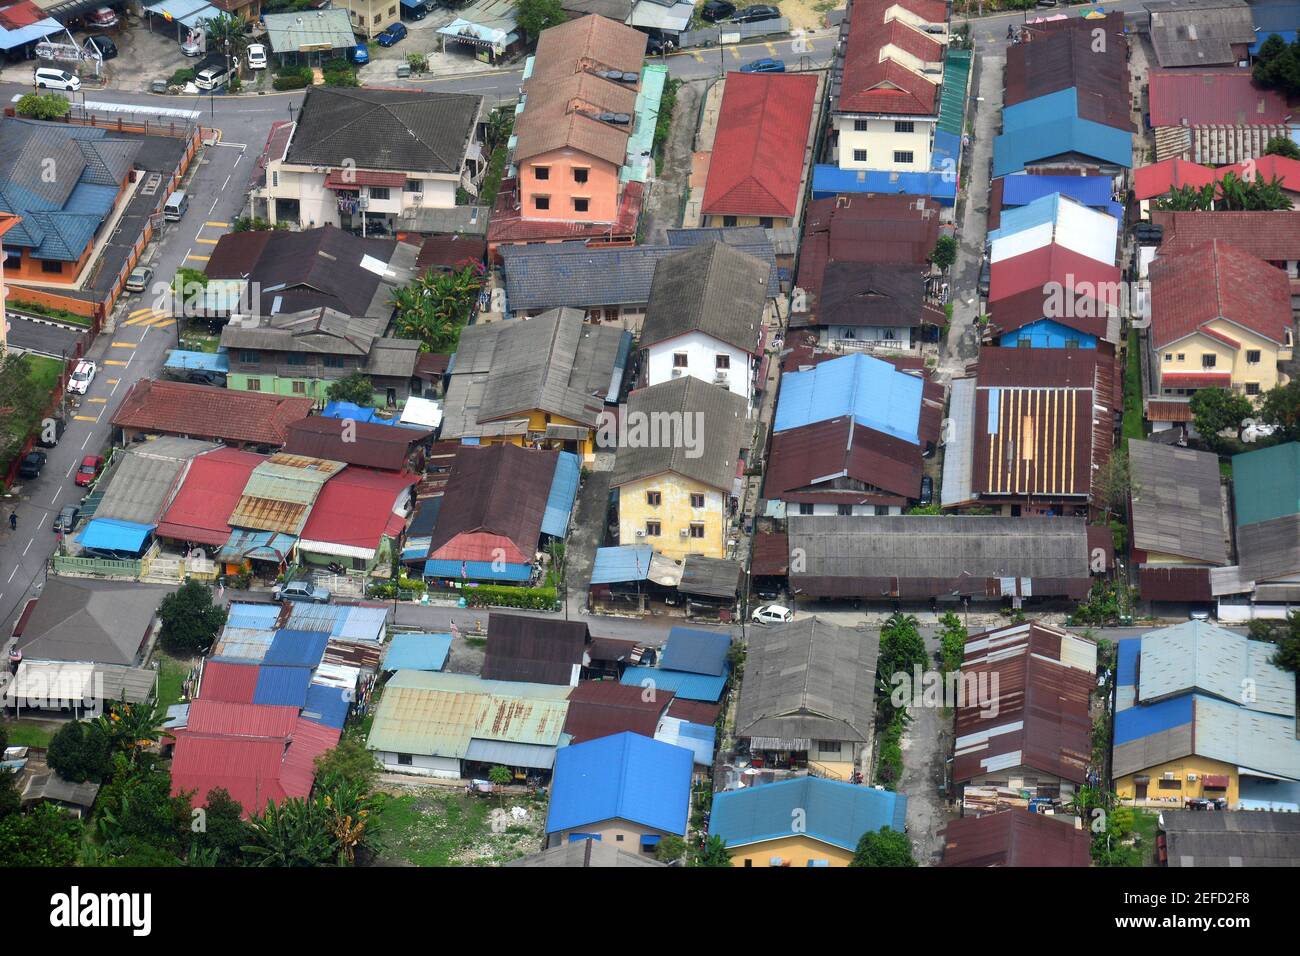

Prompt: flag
xmin=461 ymin=560 xmax=468 ymax=580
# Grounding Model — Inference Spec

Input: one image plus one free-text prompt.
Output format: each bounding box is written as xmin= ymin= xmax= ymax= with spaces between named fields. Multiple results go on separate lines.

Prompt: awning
xmin=144 ymin=0 xmax=217 ymax=30
xmin=323 ymin=169 xmax=407 ymax=190
xmin=423 ymin=559 xmax=531 ymax=582
xmin=218 ymin=528 xmax=298 ymax=562
xmin=1201 ymin=775 xmax=1229 ymax=789
xmin=76 ymin=518 xmax=155 ymax=554
xmin=464 ymin=737 xmax=556 ymax=770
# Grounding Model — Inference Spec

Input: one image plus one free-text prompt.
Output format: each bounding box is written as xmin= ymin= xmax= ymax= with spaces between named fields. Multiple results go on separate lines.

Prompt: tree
xmin=850 ymin=826 xmax=916 ymax=867
xmin=1189 ymin=387 xmax=1254 ymax=454
xmin=0 ymin=353 xmax=47 ymax=466
xmin=1091 ymin=445 xmax=1131 ymax=518
xmin=877 ymin=613 xmax=927 ymax=718
xmin=390 ymin=266 xmax=484 ymax=353
xmin=242 ymin=797 xmax=335 ymax=867
xmin=1253 ymin=34 xmax=1300 ymax=98
xmin=190 ymin=787 xmax=250 ymax=866
xmin=0 ymin=768 xmax=20 ymax=819
xmin=47 ymin=720 xmax=113 ymax=784
xmin=690 ymin=834 xmax=733 ymax=867
xmin=1258 ymin=379 xmax=1300 ymax=443
xmin=97 ymin=697 xmax=171 ymax=767
xmin=325 ymin=372 xmax=375 ymax=406
xmin=314 ymin=734 xmax=378 ymax=791
xmin=15 ymin=92 xmax=70 ymax=120
xmin=929 ymin=235 xmax=957 ymax=272
xmin=1264 ymin=136 xmax=1300 ymax=160
xmin=94 ymin=758 xmax=192 ymax=859
xmin=205 ymin=12 xmax=250 ymax=69
xmin=0 ymin=803 xmax=84 ymax=866
xmin=655 ymin=834 xmax=687 ymax=864
xmin=515 ymin=0 xmax=566 ymax=41
xmin=157 ymin=580 xmax=227 ymax=656
xmin=488 ymin=764 xmax=513 ymax=810
xmin=1267 ymin=611 xmax=1300 ymax=675
xmin=937 ymin=611 xmax=967 ymax=676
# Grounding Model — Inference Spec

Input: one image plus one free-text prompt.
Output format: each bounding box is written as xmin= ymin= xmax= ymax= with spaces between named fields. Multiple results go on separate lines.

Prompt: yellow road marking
xmin=105 ymin=359 xmax=129 ymax=367
xmin=107 ymin=379 xmax=119 ymax=385
xmin=196 ymin=237 xmax=220 ymax=244
xmin=125 ymin=310 xmax=168 ymax=327
xmin=185 ymin=255 xmax=210 ymax=262
xmin=765 ymin=42 xmax=776 ymax=53
xmin=86 ymin=398 xmax=107 ymax=404
xmin=205 ymin=221 xmax=229 ymax=228
xmin=128 ymin=307 xmax=156 ymax=318
xmin=111 ymin=341 xmax=137 ymax=348
xmin=73 ymin=415 xmax=98 ymax=422
xmin=151 ymin=319 xmax=176 ymax=329
xmin=729 ymin=47 xmax=740 ymax=59
xmin=692 ymin=52 xmax=705 ymax=63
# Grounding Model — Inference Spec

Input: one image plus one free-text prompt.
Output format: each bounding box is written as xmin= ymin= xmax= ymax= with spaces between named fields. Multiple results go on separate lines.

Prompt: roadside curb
xmin=5 ymin=310 xmax=89 ymax=335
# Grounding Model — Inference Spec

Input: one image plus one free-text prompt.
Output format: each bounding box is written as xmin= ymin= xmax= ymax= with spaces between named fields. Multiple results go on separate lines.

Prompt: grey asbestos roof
xmin=609 ymin=376 xmax=750 ymax=492
xmin=1237 ymin=513 xmax=1300 ymax=583
xmin=1137 ymin=621 xmax=1295 ymax=717
xmin=1161 ymin=809 xmax=1300 ymax=866
xmin=1145 ymin=0 xmax=1255 ymax=67
xmin=500 ymin=237 xmax=779 ymax=314
xmin=286 ymin=86 xmax=482 ymax=174
xmin=442 ymin=310 xmax=627 ymax=437
xmin=95 ymin=438 xmax=219 ymax=525
xmin=641 ymin=242 xmax=771 ymax=354
xmin=15 ymin=578 xmax=171 ymax=666
xmin=733 ymin=617 xmax=878 ymax=747
xmin=1127 ymin=438 xmax=1228 ymax=565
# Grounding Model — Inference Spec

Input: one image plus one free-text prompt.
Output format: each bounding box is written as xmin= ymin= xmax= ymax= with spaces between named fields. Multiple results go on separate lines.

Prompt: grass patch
xmin=1122 ymin=330 xmax=1146 ymax=442
xmin=2 ymin=354 xmax=64 ymax=475
xmin=1 ymin=719 xmax=55 ymax=748
xmin=153 ymin=652 xmax=190 ymax=707
xmin=25 ymin=354 xmax=64 ymax=394
xmin=370 ymin=790 xmax=545 ymax=866
xmin=7 ymin=299 xmax=92 ymax=327
xmin=652 ymin=77 xmax=682 ymax=177
xmin=464 ymin=636 xmax=487 ymax=649
xmin=479 ymin=145 xmax=508 ymax=208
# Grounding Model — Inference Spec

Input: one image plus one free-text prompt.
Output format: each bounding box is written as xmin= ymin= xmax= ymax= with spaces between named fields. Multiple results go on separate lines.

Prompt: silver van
xmin=194 ymin=59 xmax=234 ymax=91
xmin=163 ymin=190 xmax=188 ymax=221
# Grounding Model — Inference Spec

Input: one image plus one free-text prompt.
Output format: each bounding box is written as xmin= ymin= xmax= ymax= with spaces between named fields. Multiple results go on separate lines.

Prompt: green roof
xmin=1232 ymin=442 xmax=1300 ymax=527
xmin=937 ymin=49 xmax=972 ymax=136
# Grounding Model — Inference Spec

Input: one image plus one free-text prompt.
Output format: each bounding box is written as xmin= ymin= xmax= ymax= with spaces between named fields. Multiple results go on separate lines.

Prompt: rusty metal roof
xmin=229 ymin=452 xmax=345 ymax=535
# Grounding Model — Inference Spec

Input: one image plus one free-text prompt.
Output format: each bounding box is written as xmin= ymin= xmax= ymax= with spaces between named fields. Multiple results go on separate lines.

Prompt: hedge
xmin=462 ymin=584 xmax=558 ymax=610
xmin=273 ymin=74 xmax=310 ymax=91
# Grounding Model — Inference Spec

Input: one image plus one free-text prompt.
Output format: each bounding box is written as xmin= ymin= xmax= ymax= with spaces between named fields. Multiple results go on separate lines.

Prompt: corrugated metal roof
xmin=285 ymin=603 xmax=388 ymax=642
xmin=562 ymin=680 xmax=671 ymax=744
xmin=773 ymin=353 xmax=923 ymax=444
xmin=263 ymin=629 xmax=331 ymax=669
xmin=1232 ymin=442 xmax=1300 ymax=527
xmin=211 ymin=626 xmax=277 ymax=664
xmin=301 ymin=684 xmax=350 ymax=730
xmin=252 ymin=665 xmax=313 ymax=708
xmin=810 ymin=165 xmax=957 ymax=203
xmin=223 ymin=602 xmax=281 ymax=631
xmin=186 ymin=700 xmax=302 ymax=738
xmin=1137 ymin=621 xmax=1294 ymax=716
xmin=620 ymin=666 xmax=728 ymax=703
xmin=545 ymin=732 xmax=693 ymax=835
xmin=424 ymin=559 xmax=532 ymax=582
xmin=229 ymin=453 xmax=345 ymax=535
xmin=653 ymin=716 xmax=716 ymax=766
xmin=198 ymin=661 xmax=260 ymax=704
xmin=941 ymin=809 xmax=1090 ymax=866
xmin=541 ymin=451 xmax=580 ymax=539
xmin=382 ymin=632 xmax=452 ymax=672
xmin=590 ymin=545 xmax=654 ymax=584
xmin=464 ymin=738 xmax=558 ymax=770
xmin=658 ymin=627 xmax=730 ymax=677
xmin=711 ymin=776 xmax=907 ymax=852
xmin=1128 ymin=439 xmax=1229 ymax=565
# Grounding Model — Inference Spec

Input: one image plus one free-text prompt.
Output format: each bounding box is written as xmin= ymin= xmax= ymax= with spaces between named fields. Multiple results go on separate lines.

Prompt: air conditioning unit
xmin=634 ymin=529 xmax=646 ymax=537
xmin=671 ymin=367 xmax=684 ymax=377
xmin=679 ymin=528 xmax=690 ymax=537
xmin=412 ymin=193 xmax=424 ymax=205
xmin=1163 ymin=772 xmax=1177 ymax=780
xmin=1187 ymin=773 xmax=1198 ymax=782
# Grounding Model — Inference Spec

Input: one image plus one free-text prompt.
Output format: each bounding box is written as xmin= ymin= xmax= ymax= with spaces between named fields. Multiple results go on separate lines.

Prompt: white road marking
xmin=6 ymin=567 xmax=16 ymax=583
xmin=222 ymin=174 xmax=231 ymax=190
xmin=51 ymin=486 xmax=62 ymax=506
xmin=111 ymin=378 xmax=121 ymax=396
xmin=22 ymin=537 xmax=33 ymax=556
xmin=210 ymin=197 xmax=219 ymax=213
xmin=81 ymin=433 xmax=92 ymax=450
xmin=66 ymin=461 xmax=76 ymax=478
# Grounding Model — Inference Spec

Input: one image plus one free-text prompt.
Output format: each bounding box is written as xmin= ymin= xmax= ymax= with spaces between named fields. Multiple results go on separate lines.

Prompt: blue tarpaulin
xmin=301 ymin=683 xmax=350 ymax=729
xmin=320 ymin=401 xmax=398 ymax=425
xmin=76 ymin=518 xmax=155 ymax=554
xmin=541 ymin=451 xmax=580 ymax=539
xmin=383 ymin=632 xmax=452 ymax=671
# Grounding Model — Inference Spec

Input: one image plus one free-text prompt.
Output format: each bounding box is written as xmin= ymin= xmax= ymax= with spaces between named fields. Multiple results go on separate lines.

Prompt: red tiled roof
xmin=988 ymin=244 xmax=1122 ymax=304
xmin=416 ymin=234 xmax=487 ymax=272
xmin=298 ymin=467 xmax=416 ymax=553
xmin=1133 ymin=158 xmax=1216 ymax=201
xmin=1153 ymin=210 xmax=1300 ymax=264
xmin=1159 ymin=371 xmax=1233 ymax=388
xmin=156 ymin=447 xmax=265 ymax=547
xmin=1149 ymin=69 xmax=1292 ymax=128
xmin=0 ymin=1 xmax=47 ymax=30
xmin=702 ymin=72 xmax=818 ymax=219
xmin=323 ymin=169 xmax=406 ymax=190
xmin=840 ymin=56 xmax=937 ymax=116
xmin=198 ymin=661 xmax=259 ymax=704
xmin=111 ymin=380 xmax=313 ymax=448
xmin=1149 ymin=239 xmax=1293 ymax=349
xmin=881 ymin=17 xmax=944 ymax=62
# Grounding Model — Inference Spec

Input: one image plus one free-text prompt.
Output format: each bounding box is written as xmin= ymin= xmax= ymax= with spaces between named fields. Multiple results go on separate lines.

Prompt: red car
xmin=75 ymin=455 xmax=103 ymax=487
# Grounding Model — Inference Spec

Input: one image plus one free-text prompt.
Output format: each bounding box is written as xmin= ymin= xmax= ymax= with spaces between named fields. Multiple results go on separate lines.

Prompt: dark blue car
xmin=377 ymin=23 xmax=407 ymax=46
xmin=740 ymin=57 xmax=785 ymax=73
xmin=352 ymin=43 xmax=370 ymax=65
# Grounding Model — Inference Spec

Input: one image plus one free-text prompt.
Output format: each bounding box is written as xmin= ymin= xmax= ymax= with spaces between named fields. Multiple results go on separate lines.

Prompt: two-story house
xmin=638 ymin=241 xmax=770 ymax=409
xmin=251 ymin=86 xmax=483 ymax=233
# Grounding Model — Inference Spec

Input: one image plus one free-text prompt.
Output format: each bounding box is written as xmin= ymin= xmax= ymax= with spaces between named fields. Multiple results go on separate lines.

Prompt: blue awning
xmin=423 ymin=559 xmax=532 ymax=582
xmin=165 ymin=349 xmax=229 ymax=373
xmin=76 ymin=518 xmax=155 ymax=554
xmin=0 ymin=16 xmax=63 ymax=51
xmin=541 ymin=451 xmax=580 ymax=538
xmin=590 ymin=545 xmax=654 ymax=585
xmin=145 ymin=0 xmax=218 ymax=29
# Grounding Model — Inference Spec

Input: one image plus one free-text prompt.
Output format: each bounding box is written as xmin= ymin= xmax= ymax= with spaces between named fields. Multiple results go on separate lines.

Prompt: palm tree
xmin=242 ymin=798 xmax=333 ymax=867
xmin=204 ymin=13 xmax=249 ymax=71
xmin=320 ymin=778 xmax=373 ymax=866
xmin=96 ymin=697 xmax=172 ymax=766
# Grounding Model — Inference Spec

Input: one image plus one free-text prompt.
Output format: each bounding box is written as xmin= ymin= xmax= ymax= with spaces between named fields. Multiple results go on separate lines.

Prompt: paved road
xmin=4 ymin=315 xmax=85 ymax=359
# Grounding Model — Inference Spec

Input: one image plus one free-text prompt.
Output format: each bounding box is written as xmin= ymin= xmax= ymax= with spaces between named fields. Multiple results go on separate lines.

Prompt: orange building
xmin=0 ymin=212 xmax=19 ymax=352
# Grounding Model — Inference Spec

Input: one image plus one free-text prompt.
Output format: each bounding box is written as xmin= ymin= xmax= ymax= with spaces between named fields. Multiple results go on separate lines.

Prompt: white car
xmin=34 ymin=66 xmax=80 ymax=92
xmin=67 ymin=360 xmax=96 ymax=394
xmin=246 ymin=43 xmax=267 ymax=69
xmin=751 ymin=604 xmax=793 ymax=626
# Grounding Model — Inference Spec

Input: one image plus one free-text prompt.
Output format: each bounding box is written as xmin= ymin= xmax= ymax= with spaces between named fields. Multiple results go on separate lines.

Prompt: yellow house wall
xmin=1114 ymin=755 xmax=1239 ymax=807
xmin=478 ymin=410 xmax=594 ymax=460
xmin=1158 ymin=325 xmax=1282 ymax=395
xmin=728 ymin=835 xmax=856 ymax=867
xmin=550 ymin=817 xmax=674 ymax=852
xmin=617 ymin=473 xmax=727 ymax=560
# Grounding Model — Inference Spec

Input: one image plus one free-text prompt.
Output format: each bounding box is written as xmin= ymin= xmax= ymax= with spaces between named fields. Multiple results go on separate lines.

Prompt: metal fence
xmin=676 ymin=18 xmax=791 ymax=50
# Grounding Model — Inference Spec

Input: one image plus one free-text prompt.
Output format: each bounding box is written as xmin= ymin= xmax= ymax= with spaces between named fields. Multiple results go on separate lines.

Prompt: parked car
xmin=18 ymin=451 xmax=47 ymax=480
xmin=246 ymin=43 xmax=267 ymax=69
xmin=34 ymin=66 xmax=80 ymax=91
xmin=273 ymin=579 xmax=330 ymax=603
xmin=124 ymin=265 xmax=152 ymax=293
xmin=701 ymin=0 xmax=736 ymax=21
xmin=87 ymin=6 xmax=119 ymax=29
xmin=376 ymin=23 xmax=406 ymax=46
xmin=53 ymin=505 xmax=80 ymax=534
xmin=35 ymin=417 xmax=66 ymax=449
xmin=352 ymin=43 xmax=370 ymax=65
xmin=752 ymin=604 xmax=794 ymax=625
xmin=729 ymin=5 xmax=780 ymax=23
xmin=85 ymin=35 xmax=117 ymax=60
xmin=1189 ymin=606 xmax=1213 ymax=621
xmin=977 ymin=257 xmax=991 ymax=297
xmin=180 ymin=34 xmax=203 ymax=56
xmin=75 ymin=455 xmax=103 ymax=487
xmin=67 ymin=360 xmax=96 ymax=395
xmin=919 ymin=474 xmax=933 ymax=507
xmin=740 ymin=57 xmax=785 ymax=73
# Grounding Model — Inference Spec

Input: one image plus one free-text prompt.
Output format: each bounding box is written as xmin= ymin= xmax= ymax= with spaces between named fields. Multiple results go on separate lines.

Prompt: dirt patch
xmin=778 ymin=0 xmax=841 ymax=33
xmin=369 ymin=786 xmax=549 ymax=866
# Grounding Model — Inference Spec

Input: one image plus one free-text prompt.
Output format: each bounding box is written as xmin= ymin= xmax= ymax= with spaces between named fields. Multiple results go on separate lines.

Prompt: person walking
xmin=8 ymin=512 xmax=16 ymax=531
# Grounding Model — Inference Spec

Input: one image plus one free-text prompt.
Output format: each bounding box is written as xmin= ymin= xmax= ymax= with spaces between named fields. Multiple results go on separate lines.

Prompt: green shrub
xmin=273 ymin=73 xmax=310 ymax=91
xmin=16 ymin=92 xmax=70 ymax=120
xmin=463 ymin=584 xmax=558 ymax=610
xmin=169 ymin=68 xmax=196 ymax=86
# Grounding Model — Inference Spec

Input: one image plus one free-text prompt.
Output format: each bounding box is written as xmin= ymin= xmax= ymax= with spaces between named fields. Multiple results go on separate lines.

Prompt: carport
xmin=143 ymin=0 xmax=217 ymax=46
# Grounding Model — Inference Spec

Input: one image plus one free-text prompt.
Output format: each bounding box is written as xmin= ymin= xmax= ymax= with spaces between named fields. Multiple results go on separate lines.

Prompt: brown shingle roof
xmin=110 ymin=380 xmax=313 ymax=448
xmin=562 ymin=680 xmax=671 ymax=743
xmin=529 ymin=13 xmax=646 ymax=84
xmin=282 ymin=416 xmax=431 ymax=472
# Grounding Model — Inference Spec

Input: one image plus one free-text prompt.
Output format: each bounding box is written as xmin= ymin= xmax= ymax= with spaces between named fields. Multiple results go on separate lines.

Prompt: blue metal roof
xmin=655 ymin=718 xmax=717 ymax=766
xmin=1117 ymin=637 xmax=1140 ymax=687
xmin=773 ymin=352 xmax=922 ymax=443
xmin=1001 ymin=174 xmax=1114 ymax=210
xmin=541 ymin=451 xmax=580 ymax=539
xmin=383 ymin=632 xmax=452 ymax=672
xmin=590 ymin=545 xmax=653 ymax=584
xmin=994 ymin=90 xmax=1133 ymax=177
xmin=710 ymin=777 xmax=908 ymax=852
xmin=165 ymin=349 xmax=229 ymax=373
xmin=76 ymin=518 xmax=154 ymax=554
xmin=301 ymin=683 xmax=350 ymax=730
xmin=620 ymin=665 xmax=728 ymax=702
xmin=252 ymin=665 xmax=313 ymax=708
xmin=659 ymin=626 xmax=730 ymax=677
xmin=423 ymin=559 xmax=532 ymax=582
xmin=320 ymin=401 xmax=397 ymax=425
xmin=811 ymin=164 xmax=957 ymax=204
xmin=284 ymin=603 xmax=388 ymax=641
xmin=545 ymin=732 xmax=694 ymax=836
xmin=930 ymin=128 xmax=961 ymax=178
xmin=1113 ymin=692 xmax=1194 ymax=746
xmin=263 ymin=628 xmax=331 ymax=668
xmin=225 ymin=602 xmax=281 ymax=631
xmin=0 ymin=14 xmax=62 ymax=50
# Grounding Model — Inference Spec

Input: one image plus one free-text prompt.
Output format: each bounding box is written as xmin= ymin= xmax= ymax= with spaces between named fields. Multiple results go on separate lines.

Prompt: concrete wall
xmin=617 ymin=473 xmax=728 ymax=561
xmin=834 ymin=116 xmax=934 ymax=172
xmin=374 ymin=750 xmax=461 ymax=778
xmin=519 ymin=149 xmax=621 ymax=224
xmin=1155 ymin=322 xmax=1287 ymax=397
xmin=728 ymin=834 xmax=855 ymax=867
xmin=1114 ymin=755 xmax=1238 ymax=808
xmin=645 ymin=332 xmax=752 ymax=404
xmin=547 ymin=816 xmax=681 ymax=851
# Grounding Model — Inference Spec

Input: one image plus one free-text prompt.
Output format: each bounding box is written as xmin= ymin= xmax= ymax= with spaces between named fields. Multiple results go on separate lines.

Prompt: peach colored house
xmin=0 ymin=213 xmax=18 ymax=352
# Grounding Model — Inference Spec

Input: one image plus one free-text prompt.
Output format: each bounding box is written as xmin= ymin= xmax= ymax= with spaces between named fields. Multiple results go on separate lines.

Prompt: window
xmin=291 ymin=381 xmax=307 ymax=394
xmin=816 ymin=740 xmax=841 ymax=756
xmin=690 ymin=493 xmax=705 ymax=509
xmin=324 ymin=355 xmax=345 ymax=369
xmin=723 ymin=216 xmax=737 ymax=227
xmin=404 ymin=179 xmax=422 ymax=192
xmin=573 ymin=197 xmax=589 ymax=213
xmin=1165 ymin=353 xmax=1173 ymax=362
xmin=368 ymin=186 xmax=390 ymax=201
xmin=646 ymin=490 xmax=662 ymax=507
xmin=688 ymin=523 xmax=705 ymax=539
xmin=799 ymin=503 xmax=814 ymax=515
xmin=239 ymin=350 xmax=260 ymax=364
xmin=673 ymin=353 xmax=689 ymax=368
xmin=287 ymin=352 xmax=307 ymax=366
xmin=388 ymin=4 xmax=396 ymax=14
xmin=373 ymin=14 xmax=381 ymax=23
xmin=1158 ymin=777 xmax=1182 ymax=791
xmin=874 ymin=505 xmax=890 ymax=516
xmin=1177 ymin=353 xmax=1185 ymax=361
xmin=1018 ymin=337 xmax=1032 ymax=348
xmin=271 ymin=170 xmax=279 ymax=188
xmin=246 ymin=378 xmax=262 ymax=392
xmin=715 ymin=354 xmax=730 ymax=370
xmin=534 ymin=195 xmax=550 ymax=210
xmin=893 ymin=151 xmax=914 ymax=165
xmin=853 ymin=119 xmax=868 ymax=131
xmin=397 ymin=753 xmax=412 ymax=766
xmin=1246 ymin=382 xmax=1261 ymax=396
xmin=41 ymin=259 xmax=63 ymax=274
xmin=1064 ymin=339 xmax=1079 ymax=349
xmin=837 ymin=504 xmax=853 ymax=516
xmin=534 ymin=166 xmax=550 ymax=181
xmin=645 ymin=521 xmax=661 ymax=537
xmin=1246 ymin=349 xmax=1261 ymax=365
xmin=853 ymin=149 xmax=867 ymax=162
xmin=894 ymin=120 xmax=914 ymax=133
xmin=1202 ymin=354 xmax=1217 ymax=369
xmin=573 ymin=167 xmax=589 ymax=184
xmin=759 ymin=217 xmax=773 ymax=228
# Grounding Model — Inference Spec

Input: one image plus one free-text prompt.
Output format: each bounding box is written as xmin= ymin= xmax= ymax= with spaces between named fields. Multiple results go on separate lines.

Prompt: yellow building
xmin=610 ymin=376 xmax=749 ymax=562
xmin=1150 ymin=240 xmax=1295 ymax=402
xmin=710 ymin=777 xmax=907 ymax=867
xmin=440 ymin=308 xmax=630 ymax=464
